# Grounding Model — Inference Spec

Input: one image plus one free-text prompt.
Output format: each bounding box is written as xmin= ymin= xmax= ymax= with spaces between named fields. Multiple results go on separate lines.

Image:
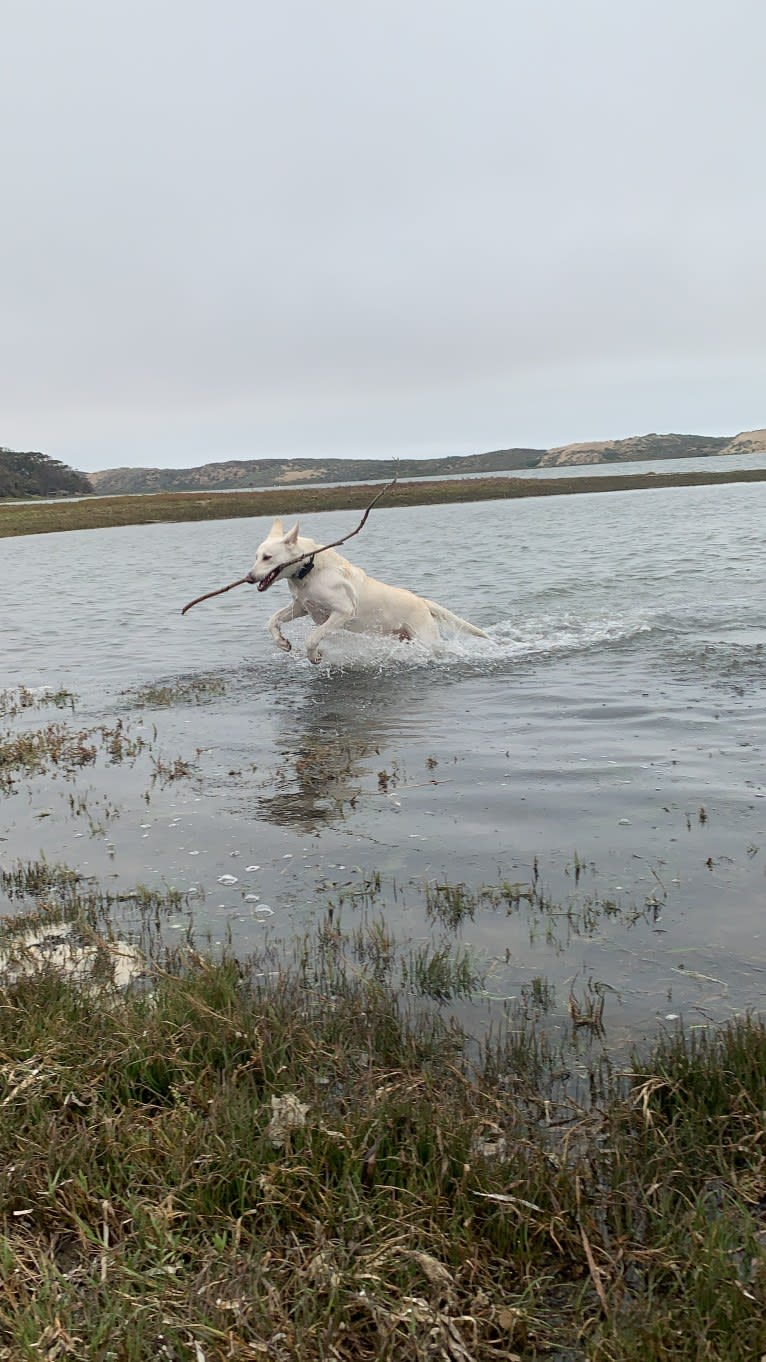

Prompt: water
xmin=2 ymin=482 xmax=765 ymax=1045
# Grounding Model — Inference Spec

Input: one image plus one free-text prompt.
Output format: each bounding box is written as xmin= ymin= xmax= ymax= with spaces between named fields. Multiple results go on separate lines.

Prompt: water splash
xmin=271 ymin=610 xmax=653 ymax=674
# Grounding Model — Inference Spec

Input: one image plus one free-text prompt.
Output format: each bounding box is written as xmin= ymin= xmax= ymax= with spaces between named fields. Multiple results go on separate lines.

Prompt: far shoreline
xmin=2 ymin=464 xmax=766 ymax=538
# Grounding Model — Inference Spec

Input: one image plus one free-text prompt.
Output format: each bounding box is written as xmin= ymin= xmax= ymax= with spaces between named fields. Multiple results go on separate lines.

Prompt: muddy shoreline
xmin=3 ymin=465 xmax=766 ymax=537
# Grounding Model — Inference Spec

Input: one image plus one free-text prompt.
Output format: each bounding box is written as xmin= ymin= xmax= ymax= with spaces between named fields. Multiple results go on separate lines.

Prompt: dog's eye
xmin=262 ymin=554 xmax=271 ymax=561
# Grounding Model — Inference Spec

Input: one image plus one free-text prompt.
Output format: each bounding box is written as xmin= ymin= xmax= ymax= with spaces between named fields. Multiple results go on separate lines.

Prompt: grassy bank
xmin=0 ymin=879 xmax=764 ymax=1360
xmin=3 ymin=466 xmax=766 ymax=538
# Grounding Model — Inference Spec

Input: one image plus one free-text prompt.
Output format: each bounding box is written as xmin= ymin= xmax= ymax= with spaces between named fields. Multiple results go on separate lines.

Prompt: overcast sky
xmin=2 ymin=1 xmax=764 ymax=472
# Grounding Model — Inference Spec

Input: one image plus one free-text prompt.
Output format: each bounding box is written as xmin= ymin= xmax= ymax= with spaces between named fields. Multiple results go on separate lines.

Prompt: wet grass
xmin=0 ymin=870 xmax=763 ymax=1360
xmin=3 ymin=467 xmax=766 ymax=538
xmin=0 ymin=858 xmax=84 ymax=904
xmin=0 ymin=688 xmax=197 ymax=805
xmin=422 ymin=873 xmax=653 ymax=952
xmin=0 ymin=718 xmax=148 ymax=793
xmin=0 ymin=686 xmax=76 ymax=718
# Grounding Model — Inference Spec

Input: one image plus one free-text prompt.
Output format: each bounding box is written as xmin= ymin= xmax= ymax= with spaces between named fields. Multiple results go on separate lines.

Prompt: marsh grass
xmin=0 ymin=689 xmax=199 ymax=806
xmin=0 ymin=716 xmax=149 ymax=794
xmin=125 ymin=676 xmax=226 ymax=708
xmin=0 ymin=686 xmax=76 ymax=718
xmin=1 ymin=858 xmax=84 ymax=906
xmin=149 ymin=753 xmax=197 ymax=784
xmin=423 ymin=876 xmax=650 ymax=954
xmin=0 ymin=868 xmax=763 ymax=1361
xmin=4 ymin=468 xmax=766 ymax=539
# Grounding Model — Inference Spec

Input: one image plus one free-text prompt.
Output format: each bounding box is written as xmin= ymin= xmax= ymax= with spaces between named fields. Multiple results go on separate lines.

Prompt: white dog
xmin=247 ymin=518 xmax=489 ymax=663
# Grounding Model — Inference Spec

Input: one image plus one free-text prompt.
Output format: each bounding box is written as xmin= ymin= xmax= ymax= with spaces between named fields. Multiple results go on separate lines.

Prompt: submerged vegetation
xmin=0 ymin=874 xmax=764 ymax=1360
xmin=3 ymin=467 xmax=766 ymax=538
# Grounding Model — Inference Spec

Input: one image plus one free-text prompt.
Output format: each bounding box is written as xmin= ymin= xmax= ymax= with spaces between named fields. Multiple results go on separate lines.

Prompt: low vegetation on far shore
xmin=3 ymin=466 xmax=766 ymax=539
xmin=0 ymin=867 xmax=764 ymax=1361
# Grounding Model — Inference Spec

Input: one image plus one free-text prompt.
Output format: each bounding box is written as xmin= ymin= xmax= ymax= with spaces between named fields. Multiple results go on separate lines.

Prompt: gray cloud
xmin=1 ymin=0 xmax=764 ymax=470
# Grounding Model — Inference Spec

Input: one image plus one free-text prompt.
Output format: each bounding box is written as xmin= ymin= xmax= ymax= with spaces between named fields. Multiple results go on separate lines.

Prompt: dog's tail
xmin=425 ymin=599 xmax=490 ymax=639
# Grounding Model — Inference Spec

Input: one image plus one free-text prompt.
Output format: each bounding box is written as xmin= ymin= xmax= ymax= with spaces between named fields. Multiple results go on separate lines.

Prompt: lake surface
xmin=2 ymin=481 xmax=765 ymax=1048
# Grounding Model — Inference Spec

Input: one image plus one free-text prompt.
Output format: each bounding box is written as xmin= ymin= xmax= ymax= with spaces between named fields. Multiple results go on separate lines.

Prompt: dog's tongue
xmin=257 ymin=565 xmax=283 ymax=592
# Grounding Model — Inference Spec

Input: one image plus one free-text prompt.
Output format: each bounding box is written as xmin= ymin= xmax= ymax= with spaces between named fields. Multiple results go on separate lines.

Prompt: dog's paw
xmin=276 ymin=637 xmax=292 ymax=652
xmin=307 ymin=651 xmax=322 ymax=665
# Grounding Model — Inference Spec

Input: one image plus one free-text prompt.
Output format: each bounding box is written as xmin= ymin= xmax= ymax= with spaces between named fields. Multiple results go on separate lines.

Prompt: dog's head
xmin=247 ymin=518 xmax=303 ymax=592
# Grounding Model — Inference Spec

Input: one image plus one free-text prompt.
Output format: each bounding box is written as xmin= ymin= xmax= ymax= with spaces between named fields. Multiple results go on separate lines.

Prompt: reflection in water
xmin=252 ymin=664 xmax=433 ymax=832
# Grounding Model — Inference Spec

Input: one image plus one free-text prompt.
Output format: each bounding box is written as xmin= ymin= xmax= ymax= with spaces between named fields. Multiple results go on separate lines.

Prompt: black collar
xmin=295 ymin=555 xmax=315 ymax=580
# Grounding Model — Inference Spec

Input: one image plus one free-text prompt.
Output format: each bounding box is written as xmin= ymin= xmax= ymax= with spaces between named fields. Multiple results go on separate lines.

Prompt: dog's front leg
xmin=268 ymin=599 xmax=308 ymax=652
xmin=305 ymin=608 xmax=353 ymax=664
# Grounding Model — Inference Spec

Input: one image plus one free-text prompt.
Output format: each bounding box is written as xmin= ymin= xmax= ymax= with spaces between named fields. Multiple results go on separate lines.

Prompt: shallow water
xmin=2 ymin=482 xmax=765 ymax=1045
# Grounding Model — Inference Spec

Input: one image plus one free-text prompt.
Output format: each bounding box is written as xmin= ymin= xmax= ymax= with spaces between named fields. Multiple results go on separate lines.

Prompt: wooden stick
xmin=180 ymin=469 xmax=398 ymax=616
xmin=181 ymin=575 xmax=251 ymax=615
xmin=272 ymin=470 xmax=399 ymax=574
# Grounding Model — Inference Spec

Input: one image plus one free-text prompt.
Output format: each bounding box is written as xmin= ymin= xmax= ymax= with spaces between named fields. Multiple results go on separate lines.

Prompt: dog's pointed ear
xmin=284 ymin=522 xmax=300 ymax=546
xmin=269 ymin=517 xmax=284 ymax=536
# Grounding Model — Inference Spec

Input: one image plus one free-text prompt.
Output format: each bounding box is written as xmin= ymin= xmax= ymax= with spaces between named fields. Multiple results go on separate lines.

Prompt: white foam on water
xmin=275 ymin=610 xmax=653 ymax=674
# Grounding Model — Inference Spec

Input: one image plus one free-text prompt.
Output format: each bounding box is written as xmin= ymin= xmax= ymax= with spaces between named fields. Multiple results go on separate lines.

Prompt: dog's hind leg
xmin=305 ymin=608 xmax=354 ymax=664
xmin=268 ymin=599 xmax=308 ymax=652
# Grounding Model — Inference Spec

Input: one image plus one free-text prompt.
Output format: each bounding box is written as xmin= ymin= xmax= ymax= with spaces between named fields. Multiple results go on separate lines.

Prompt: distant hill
xmin=0 ymin=448 xmax=93 ymax=499
xmin=88 ymin=427 xmax=766 ymax=496
xmin=88 ymin=447 xmax=544 ymax=495
xmin=719 ymin=428 xmax=766 ymax=456
xmin=540 ymin=432 xmax=732 ymax=466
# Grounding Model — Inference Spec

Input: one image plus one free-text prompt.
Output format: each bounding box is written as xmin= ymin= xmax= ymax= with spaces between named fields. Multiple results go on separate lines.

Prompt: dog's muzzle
xmin=251 ymin=565 xmax=283 ymax=592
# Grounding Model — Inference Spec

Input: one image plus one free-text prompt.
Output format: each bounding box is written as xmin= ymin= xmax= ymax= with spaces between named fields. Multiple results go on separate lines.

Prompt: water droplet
xmin=245 ymin=865 xmax=261 ymax=872
xmin=217 ymin=874 xmax=238 ymax=886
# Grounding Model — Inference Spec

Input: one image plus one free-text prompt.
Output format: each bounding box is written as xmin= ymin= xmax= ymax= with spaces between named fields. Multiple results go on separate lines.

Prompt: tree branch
xmin=180 ymin=575 xmax=252 ymax=615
